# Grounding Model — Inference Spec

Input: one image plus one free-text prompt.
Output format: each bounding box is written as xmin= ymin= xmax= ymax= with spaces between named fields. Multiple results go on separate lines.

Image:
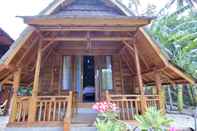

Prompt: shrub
xmin=135 ymin=107 xmax=173 ymax=131
xmin=92 ymin=101 xmax=128 ymax=131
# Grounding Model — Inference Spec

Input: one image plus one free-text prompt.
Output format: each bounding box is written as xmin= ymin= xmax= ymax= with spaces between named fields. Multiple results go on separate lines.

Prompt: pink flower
xmin=92 ymin=101 xmax=118 ymax=113
xmin=169 ymin=127 xmax=176 ymax=131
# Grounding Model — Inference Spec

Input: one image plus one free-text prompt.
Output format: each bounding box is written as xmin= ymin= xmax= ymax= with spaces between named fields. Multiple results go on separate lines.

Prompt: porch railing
xmin=106 ymin=92 xmax=141 ymax=120
xmin=9 ymin=92 xmax=73 ymax=126
xmin=11 ymin=96 xmax=30 ymax=123
xmin=145 ymin=95 xmax=160 ymax=109
xmin=35 ymin=95 xmax=70 ymax=122
xmin=106 ymin=92 xmax=161 ymax=120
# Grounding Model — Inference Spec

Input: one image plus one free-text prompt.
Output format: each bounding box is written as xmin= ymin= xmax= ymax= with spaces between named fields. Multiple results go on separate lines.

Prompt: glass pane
xmin=75 ymin=56 xmax=82 ymax=98
xmin=101 ymin=56 xmax=113 ymax=90
xmin=62 ymin=56 xmax=72 ymax=90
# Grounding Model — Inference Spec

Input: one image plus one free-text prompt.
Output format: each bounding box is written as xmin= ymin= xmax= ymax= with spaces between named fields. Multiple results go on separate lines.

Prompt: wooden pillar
xmin=155 ymin=72 xmax=165 ymax=112
xmin=9 ymin=68 xmax=22 ymax=123
xmin=133 ymin=42 xmax=146 ymax=113
xmin=28 ymin=41 xmax=42 ymax=123
xmin=64 ymin=91 xmax=72 ymax=131
xmin=106 ymin=90 xmax=110 ymax=101
xmin=72 ymin=56 xmax=76 ymax=92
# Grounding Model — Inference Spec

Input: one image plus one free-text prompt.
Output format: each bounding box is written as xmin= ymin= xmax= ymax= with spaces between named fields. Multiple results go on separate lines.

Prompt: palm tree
xmin=158 ymin=0 xmax=197 ymax=16
xmin=148 ymin=8 xmax=197 ymax=110
xmin=128 ymin=0 xmax=141 ymax=15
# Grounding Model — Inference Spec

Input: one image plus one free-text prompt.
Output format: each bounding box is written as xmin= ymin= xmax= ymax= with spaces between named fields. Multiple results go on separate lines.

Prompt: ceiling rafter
xmin=123 ymin=40 xmax=150 ymax=70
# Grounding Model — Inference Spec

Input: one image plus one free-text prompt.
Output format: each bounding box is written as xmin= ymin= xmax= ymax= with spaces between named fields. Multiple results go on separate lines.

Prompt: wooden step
xmin=72 ymin=113 xmax=97 ymax=124
xmin=77 ymin=103 xmax=94 ymax=108
xmin=71 ymin=126 xmax=96 ymax=131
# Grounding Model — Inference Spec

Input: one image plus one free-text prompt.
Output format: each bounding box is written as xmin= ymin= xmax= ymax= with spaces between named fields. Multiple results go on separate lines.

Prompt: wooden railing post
xmin=9 ymin=68 xmax=22 ymax=123
xmin=133 ymin=41 xmax=146 ymax=113
xmin=155 ymin=72 xmax=165 ymax=113
xmin=106 ymin=90 xmax=110 ymax=101
xmin=28 ymin=40 xmax=42 ymax=123
xmin=64 ymin=91 xmax=72 ymax=131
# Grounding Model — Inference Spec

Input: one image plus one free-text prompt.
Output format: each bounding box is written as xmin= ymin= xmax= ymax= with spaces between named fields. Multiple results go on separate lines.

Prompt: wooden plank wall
xmin=39 ymin=53 xmax=136 ymax=96
xmin=112 ymin=54 xmax=135 ymax=95
xmin=112 ymin=54 xmax=123 ymax=94
xmin=121 ymin=60 xmax=134 ymax=94
xmin=39 ymin=52 xmax=61 ymax=95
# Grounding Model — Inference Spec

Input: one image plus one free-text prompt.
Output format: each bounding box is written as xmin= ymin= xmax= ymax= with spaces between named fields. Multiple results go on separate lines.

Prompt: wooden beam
xmin=56 ymin=49 xmax=118 ymax=55
xmin=133 ymin=40 xmax=146 ymax=113
xmin=38 ymin=26 xmax=138 ymax=32
xmin=123 ymin=41 xmax=150 ymax=70
xmin=1 ymin=74 xmax=13 ymax=85
xmin=43 ymin=37 xmax=133 ymax=42
xmin=155 ymin=72 xmax=165 ymax=113
xmin=132 ymin=68 xmax=166 ymax=78
xmin=167 ymin=64 xmax=195 ymax=84
xmin=24 ymin=17 xmax=151 ymax=27
xmin=41 ymin=47 xmax=54 ymax=68
xmin=17 ymin=38 xmax=39 ymax=67
xmin=160 ymin=72 xmax=175 ymax=85
xmin=28 ymin=40 xmax=42 ymax=123
xmin=9 ymin=68 xmax=22 ymax=123
xmin=119 ymin=50 xmax=135 ymax=74
xmin=119 ymin=57 xmax=125 ymax=94
xmin=33 ymin=40 xmax=42 ymax=95
xmin=41 ymin=40 xmax=55 ymax=52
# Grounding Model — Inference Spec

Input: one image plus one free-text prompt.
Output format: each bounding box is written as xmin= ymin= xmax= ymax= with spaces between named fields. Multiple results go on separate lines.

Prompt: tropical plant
xmin=135 ymin=107 xmax=173 ymax=131
xmin=17 ymin=86 xmax=32 ymax=96
xmin=92 ymin=102 xmax=128 ymax=131
xmin=148 ymin=5 xmax=197 ymax=110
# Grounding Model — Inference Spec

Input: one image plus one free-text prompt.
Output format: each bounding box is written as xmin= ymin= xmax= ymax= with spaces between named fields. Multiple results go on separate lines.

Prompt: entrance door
xmin=82 ymin=56 xmax=95 ymax=102
xmin=74 ymin=55 xmax=113 ymax=103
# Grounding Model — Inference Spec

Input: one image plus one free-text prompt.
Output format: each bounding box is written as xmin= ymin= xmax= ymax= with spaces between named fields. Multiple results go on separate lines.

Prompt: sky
xmin=0 ymin=0 xmax=166 ymax=40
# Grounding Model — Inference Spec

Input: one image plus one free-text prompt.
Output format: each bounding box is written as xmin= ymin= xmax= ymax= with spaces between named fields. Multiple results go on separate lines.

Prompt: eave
xmin=20 ymin=16 xmax=152 ymax=27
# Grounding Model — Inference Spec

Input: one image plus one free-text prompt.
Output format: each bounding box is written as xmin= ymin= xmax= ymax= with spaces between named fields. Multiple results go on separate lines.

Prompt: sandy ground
xmin=166 ymin=114 xmax=195 ymax=129
xmin=0 ymin=116 xmax=8 ymax=131
xmin=0 ymin=114 xmax=195 ymax=130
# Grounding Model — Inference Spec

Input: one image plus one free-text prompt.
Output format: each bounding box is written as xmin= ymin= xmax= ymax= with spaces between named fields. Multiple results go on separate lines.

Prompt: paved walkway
xmin=166 ymin=114 xmax=195 ymax=129
xmin=0 ymin=114 xmax=195 ymax=130
xmin=0 ymin=116 xmax=8 ymax=131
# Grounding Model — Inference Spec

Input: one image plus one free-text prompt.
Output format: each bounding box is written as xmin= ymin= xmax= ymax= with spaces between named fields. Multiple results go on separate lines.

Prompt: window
xmin=75 ymin=56 xmax=82 ymax=98
xmin=62 ymin=56 xmax=72 ymax=90
xmin=101 ymin=56 xmax=113 ymax=90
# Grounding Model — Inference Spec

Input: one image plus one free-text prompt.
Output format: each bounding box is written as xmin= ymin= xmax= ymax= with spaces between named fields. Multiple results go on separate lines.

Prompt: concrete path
xmin=0 ymin=114 xmax=196 ymax=130
xmin=0 ymin=116 xmax=8 ymax=131
xmin=166 ymin=114 xmax=195 ymax=129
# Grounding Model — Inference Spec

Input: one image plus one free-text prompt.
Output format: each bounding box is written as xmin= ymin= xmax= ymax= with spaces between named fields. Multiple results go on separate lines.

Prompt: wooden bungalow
xmin=0 ymin=0 xmax=194 ymax=130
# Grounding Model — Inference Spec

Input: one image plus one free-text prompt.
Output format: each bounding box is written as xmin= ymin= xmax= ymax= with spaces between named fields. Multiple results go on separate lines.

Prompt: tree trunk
xmin=177 ymin=85 xmax=183 ymax=112
xmin=187 ymin=84 xmax=194 ymax=106
xmin=160 ymin=87 xmax=166 ymax=113
xmin=167 ymin=85 xmax=173 ymax=110
xmin=192 ymin=84 xmax=197 ymax=106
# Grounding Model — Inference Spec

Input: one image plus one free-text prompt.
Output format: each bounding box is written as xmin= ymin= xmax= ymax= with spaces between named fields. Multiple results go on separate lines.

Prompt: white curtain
xmin=76 ymin=56 xmax=82 ymax=98
xmin=101 ymin=56 xmax=113 ymax=90
xmin=62 ymin=56 xmax=72 ymax=90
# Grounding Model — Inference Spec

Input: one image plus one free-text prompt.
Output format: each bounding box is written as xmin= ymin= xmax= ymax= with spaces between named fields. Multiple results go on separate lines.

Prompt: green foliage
xmin=95 ymin=112 xmax=128 ymax=131
xmin=148 ymin=6 xmax=197 ymax=109
xmin=17 ymin=86 xmax=32 ymax=96
xmin=135 ymin=107 xmax=173 ymax=130
xmin=148 ymin=9 xmax=197 ymax=79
